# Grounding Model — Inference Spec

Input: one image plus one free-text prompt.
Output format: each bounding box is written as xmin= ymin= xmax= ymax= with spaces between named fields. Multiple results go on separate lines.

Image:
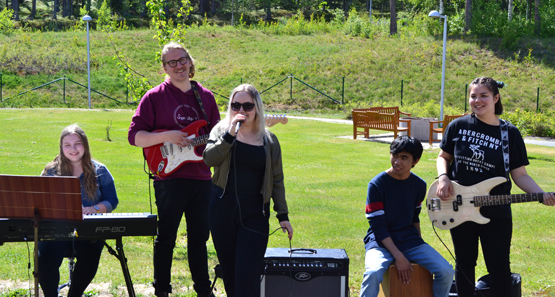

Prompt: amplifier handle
xmin=289 ymin=248 xmax=317 ymax=254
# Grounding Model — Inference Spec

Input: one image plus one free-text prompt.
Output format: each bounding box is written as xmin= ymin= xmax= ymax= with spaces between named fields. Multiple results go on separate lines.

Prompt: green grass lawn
xmin=1 ymin=109 xmax=554 ymax=296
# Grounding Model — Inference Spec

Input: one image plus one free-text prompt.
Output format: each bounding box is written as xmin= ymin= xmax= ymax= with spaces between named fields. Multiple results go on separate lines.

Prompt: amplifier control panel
xmin=265 ymin=259 xmax=345 ymax=270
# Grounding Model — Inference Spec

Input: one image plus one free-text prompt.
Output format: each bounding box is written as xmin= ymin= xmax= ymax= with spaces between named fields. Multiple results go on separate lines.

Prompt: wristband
xmin=436 ymin=173 xmax=448 ymax=179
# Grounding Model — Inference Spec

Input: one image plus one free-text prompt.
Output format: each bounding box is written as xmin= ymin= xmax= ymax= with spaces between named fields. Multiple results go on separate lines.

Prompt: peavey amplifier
xmin=260 ymin=248 xmax=349 ymax=297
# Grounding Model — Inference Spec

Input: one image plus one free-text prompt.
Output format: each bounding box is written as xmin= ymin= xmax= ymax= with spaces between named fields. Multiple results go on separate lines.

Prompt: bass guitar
xmin=143 ymin=115 xmax=288 ymax=178
xmin=427 ymin=177 xmax=546 ymax=230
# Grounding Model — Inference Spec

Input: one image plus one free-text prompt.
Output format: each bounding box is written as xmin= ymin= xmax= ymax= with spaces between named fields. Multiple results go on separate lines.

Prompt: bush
xmin=503 ymin=109 xmax=555 ymax=137
xmin=0 ymin=8 xmax=15 ymax=34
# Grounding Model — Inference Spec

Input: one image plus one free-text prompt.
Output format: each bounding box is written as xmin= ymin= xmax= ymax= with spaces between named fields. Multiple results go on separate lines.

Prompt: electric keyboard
xmin=0 ymin=212 xmax=157 ymax=243
xmin=0 ymin=212 xmax=157 ymax=297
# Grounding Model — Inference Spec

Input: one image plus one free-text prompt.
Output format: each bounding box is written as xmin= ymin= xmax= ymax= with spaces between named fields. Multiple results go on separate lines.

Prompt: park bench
xmin=353 ymin=106 xmax=412 ymax=125
xmin=428 ymin=114 xmax=467 ymax=146
xmin=352 ymin=110 xmax=411 ymax=139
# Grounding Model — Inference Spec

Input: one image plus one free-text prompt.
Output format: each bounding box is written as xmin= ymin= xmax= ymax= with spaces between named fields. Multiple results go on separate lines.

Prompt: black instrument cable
xmin=431 ymin=221 xmax=487 ymax=297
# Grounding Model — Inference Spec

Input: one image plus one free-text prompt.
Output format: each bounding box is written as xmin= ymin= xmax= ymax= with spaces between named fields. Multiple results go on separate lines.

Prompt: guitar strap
xmin=500 ymin=119 xmax=510 ymax=180
xmin=191 ymin=81 xmax=211 ymax=126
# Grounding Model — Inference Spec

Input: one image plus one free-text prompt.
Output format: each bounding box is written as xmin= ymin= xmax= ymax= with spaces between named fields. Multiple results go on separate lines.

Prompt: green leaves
xmin=0 ymin=8 xmax=15 ymax=35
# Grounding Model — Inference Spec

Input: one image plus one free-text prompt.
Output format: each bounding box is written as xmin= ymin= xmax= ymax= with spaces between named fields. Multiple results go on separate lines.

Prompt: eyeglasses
xmin=231 ymin=102 xmax=255 ymax=112
xmin=164 ymin=57 xmax=189 ymax=68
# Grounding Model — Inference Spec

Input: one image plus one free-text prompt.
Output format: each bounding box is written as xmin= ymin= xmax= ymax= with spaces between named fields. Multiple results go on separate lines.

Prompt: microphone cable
xmin=232 ymin=136 xmax=290 ymax=238
xmin=431 ymin=221 xmax=487 ymax=297
xmin=231 ymin=135 xmax=294 ymax=296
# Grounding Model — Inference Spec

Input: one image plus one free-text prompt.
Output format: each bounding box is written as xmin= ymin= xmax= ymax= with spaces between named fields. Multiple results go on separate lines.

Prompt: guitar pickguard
xmin=426 ymin=177 xmax=507 ymax=230
xmin=160 ymin=137 xmax=203 ymax=174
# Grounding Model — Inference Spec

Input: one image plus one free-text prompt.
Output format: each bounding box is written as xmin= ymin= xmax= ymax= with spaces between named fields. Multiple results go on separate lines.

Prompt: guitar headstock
xmin=265 ymin=114 xmax=288 ymax=127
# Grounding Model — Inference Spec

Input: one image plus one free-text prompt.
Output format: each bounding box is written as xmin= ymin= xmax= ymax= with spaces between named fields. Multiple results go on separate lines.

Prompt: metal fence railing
xmin=0 ymin=72 xmax=551 ymax=113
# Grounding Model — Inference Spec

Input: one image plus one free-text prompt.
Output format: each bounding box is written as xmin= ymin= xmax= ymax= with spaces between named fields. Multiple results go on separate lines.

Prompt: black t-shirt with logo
xmin=440 ymin=114 xmax=529 ymax=218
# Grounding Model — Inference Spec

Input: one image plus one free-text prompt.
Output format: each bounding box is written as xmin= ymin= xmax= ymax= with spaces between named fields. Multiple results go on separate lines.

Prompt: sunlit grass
xmin=1 ymin=109 xmax=555 ymax=296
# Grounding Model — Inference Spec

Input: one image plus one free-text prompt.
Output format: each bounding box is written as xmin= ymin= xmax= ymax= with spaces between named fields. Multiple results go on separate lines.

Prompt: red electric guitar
xmin=143 ymin=115 xmax=288 ymax=178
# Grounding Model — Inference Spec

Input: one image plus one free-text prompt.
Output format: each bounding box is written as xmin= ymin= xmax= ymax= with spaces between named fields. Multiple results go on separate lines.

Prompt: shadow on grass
xmin=528 ymin=155 xmax=555 ymax=162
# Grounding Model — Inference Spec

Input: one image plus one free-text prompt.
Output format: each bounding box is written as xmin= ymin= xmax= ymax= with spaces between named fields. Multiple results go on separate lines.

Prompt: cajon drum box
xmin=378 ymin=263 xmax=433 ymax=297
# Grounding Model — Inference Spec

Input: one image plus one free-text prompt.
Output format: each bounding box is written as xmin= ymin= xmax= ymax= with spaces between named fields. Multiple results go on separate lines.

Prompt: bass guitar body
xmin=427 ymin=176 xmax=545 ymax=230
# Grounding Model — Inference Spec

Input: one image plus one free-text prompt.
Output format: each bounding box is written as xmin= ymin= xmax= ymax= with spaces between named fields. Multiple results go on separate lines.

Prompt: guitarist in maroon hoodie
xmin=128 ymin=42 xmax=220 ymax=297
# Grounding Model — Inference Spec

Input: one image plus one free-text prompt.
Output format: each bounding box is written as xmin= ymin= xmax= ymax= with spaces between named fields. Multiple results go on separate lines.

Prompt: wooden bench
xmin=354 ymin=106 xmax=411 ymax=118
xmin=352 ymin=110 xmax=411 ymax=139
xmin=428 ymin=114 xmax=467 ymax=146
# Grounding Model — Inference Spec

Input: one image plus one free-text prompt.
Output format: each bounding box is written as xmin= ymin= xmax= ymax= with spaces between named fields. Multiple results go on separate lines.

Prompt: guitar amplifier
xmin=260 ymin=248 xmax=349 ymax=297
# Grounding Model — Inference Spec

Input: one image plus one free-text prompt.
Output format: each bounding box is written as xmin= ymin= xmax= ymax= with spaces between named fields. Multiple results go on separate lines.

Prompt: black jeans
xmin=153 ymin=178 xmax=212 ymax=295
xmin=451 ymin=218 xmax=513 ymax=297
xmin=38 ymin=240 xmax=104 ymax=297
xmin=209 ymin=185 xmax=270 ymax=297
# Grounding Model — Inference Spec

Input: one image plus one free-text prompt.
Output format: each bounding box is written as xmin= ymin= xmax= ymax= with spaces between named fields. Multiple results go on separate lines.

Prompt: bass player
xmin=435 ymin=77 xmax=555 ymax=297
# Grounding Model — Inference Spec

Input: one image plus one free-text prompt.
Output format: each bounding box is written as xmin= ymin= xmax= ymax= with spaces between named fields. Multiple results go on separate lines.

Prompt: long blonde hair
xmin=42 ymin=124 xmax=97 ymax=201
xmin=219 ymin=84 xmax=267 ymax=141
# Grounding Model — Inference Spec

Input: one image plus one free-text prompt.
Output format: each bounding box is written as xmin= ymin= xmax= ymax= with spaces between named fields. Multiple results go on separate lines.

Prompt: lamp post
xmin=428 ymin=10 xmax=447 ymax=121
xmin=83 ymin=15 xmax=92 ymax=109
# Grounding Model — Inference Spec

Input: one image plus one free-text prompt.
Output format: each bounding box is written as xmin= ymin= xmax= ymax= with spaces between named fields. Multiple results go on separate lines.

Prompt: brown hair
xmin=42 ymin=124 xmax=97 ymax=201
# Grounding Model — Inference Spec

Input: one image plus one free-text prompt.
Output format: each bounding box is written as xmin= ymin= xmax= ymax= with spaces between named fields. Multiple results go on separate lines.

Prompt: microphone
xmin=235 ymin=121 xmax=243 ymax=134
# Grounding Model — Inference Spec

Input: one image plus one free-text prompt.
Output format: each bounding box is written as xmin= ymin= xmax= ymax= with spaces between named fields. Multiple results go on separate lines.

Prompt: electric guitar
xmin=143 ymin=115 xmax=288 ymax=178
xmin=427 ymin=177 xmax=546 ymax=230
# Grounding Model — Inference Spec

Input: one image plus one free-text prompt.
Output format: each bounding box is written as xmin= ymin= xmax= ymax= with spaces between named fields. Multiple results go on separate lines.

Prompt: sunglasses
xmin=231 ymin=102 xmax=255 ymax=112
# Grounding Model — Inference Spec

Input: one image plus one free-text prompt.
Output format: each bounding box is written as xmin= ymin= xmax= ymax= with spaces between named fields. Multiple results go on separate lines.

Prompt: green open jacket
xmin=203 ymin=124 xmax=289 ymax=221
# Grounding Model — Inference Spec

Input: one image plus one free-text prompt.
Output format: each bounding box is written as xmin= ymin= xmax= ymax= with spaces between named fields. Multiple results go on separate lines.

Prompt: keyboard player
xmin=38 ymin=124 xmax=119 ymax=297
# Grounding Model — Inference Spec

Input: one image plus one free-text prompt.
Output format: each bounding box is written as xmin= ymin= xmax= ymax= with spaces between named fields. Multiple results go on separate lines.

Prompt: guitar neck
xmin=473 ymin=193 xmax=545 ymax=207
xmin=192 ymin=134 xmax=209 ymax=146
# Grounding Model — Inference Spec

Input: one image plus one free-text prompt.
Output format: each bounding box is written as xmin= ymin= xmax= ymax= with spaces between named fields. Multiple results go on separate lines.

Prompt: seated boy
xmin=360 ymin=135 xmax=454 ymax=297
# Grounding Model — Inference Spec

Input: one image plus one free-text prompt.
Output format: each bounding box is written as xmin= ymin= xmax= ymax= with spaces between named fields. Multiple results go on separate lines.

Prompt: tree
xmin=534 ymin=0 xmax=540 ymax=34
xmin=12 ymin=0 xmax=19 ymax=20
xmin=28 ymin=0 xmax=36 ymax=20
xmin=211 ymin=0 xmax=215 ymax=13
xmin=465 ymin=0 xmax=471 ymax=32
xmin=110 ymin=0 xmax=124 ymax=15
xmin=53 ymin=0 xmax=58 ymax=19
xmin=390 ymin=0 xmax=397 ymax=35
xmin=508 ymin=0 xmax=513 ymax=21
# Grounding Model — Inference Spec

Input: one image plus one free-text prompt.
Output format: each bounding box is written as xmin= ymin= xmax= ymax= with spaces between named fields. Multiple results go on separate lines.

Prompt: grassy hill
xmin=1 ymin=25 xmax=555 ymax=118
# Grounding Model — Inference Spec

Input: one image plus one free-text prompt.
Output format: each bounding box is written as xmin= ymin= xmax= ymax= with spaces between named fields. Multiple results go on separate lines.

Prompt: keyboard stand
xmin=104 ymin=237 xmax=137 ymax=297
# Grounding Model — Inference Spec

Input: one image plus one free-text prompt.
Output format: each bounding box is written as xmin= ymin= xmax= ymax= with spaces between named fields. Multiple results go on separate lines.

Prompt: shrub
xmin=503 ymin=109 xmax=555 ymax=137
xmin=0 ymin=8 xmax=15 ymax=34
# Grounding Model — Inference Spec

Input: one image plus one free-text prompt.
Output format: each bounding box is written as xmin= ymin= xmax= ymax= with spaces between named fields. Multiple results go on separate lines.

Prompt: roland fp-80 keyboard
xmin=0 ymin=212 xmax=157 ymax=242
xmin=0 ymin=213 xmax=157 ymax=297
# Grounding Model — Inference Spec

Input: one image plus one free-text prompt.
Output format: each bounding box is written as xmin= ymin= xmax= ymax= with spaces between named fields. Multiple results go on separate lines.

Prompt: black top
xmin=227 ymin=140 xmax=266 ymax=196
xmin=440 ymin=114 xmax=529 ymax=218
